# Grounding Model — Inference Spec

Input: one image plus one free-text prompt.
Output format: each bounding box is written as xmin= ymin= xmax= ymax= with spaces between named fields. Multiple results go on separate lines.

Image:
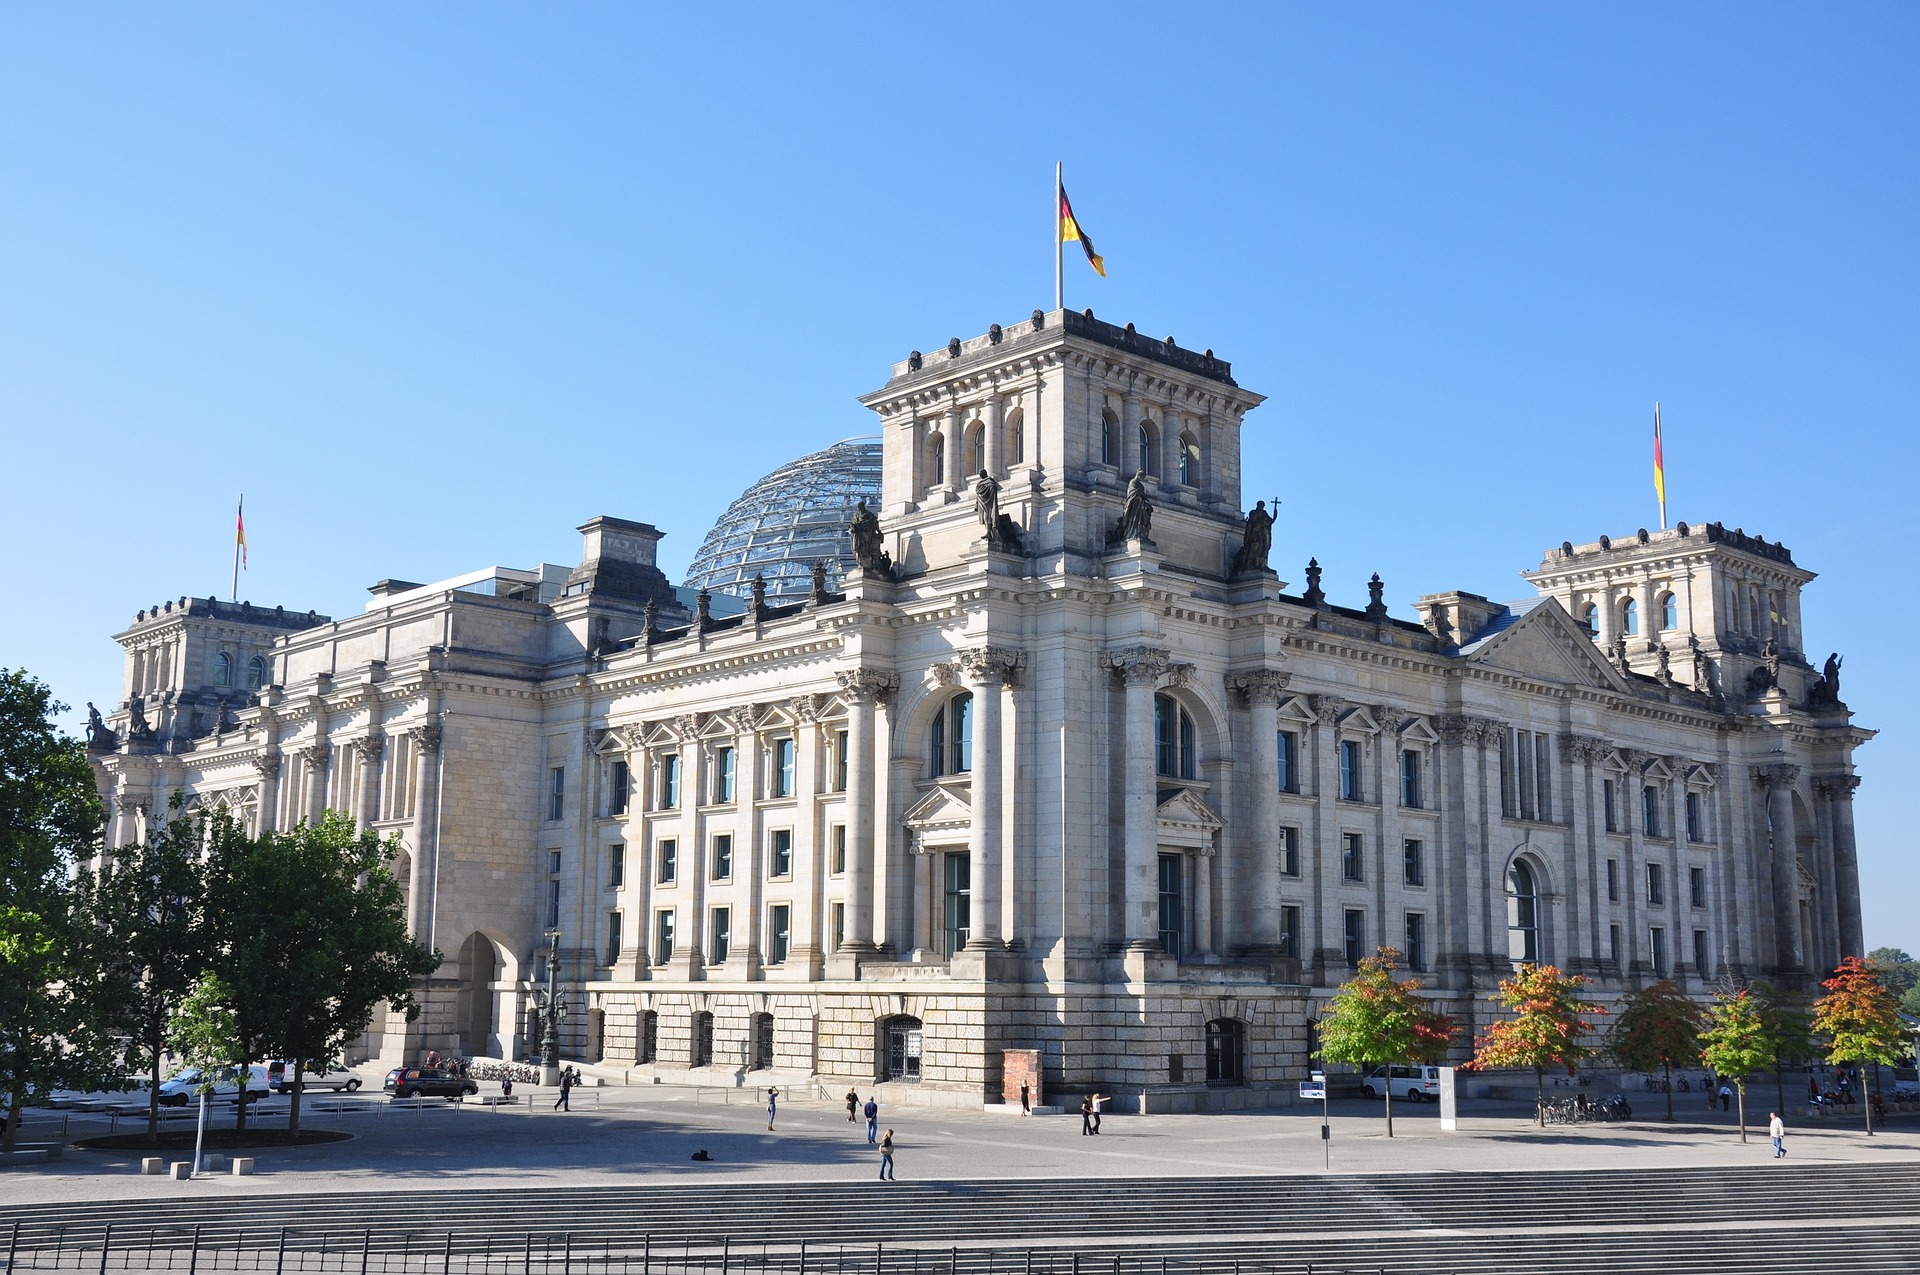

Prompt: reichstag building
xmin=87 ymin=309 xmax=1870 ymax=1109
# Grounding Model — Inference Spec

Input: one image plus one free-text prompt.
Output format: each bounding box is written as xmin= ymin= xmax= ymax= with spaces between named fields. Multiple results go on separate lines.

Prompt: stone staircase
xmin=3 ymin=1163 xmax=1917 ymax=1273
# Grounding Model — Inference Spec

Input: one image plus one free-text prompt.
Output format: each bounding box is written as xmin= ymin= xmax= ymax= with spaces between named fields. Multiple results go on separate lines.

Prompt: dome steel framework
xmin=684 ymin=437 xmax=883 ymax=601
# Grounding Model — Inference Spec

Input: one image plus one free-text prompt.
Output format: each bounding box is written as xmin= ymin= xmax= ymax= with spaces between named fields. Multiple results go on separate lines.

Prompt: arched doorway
xmin=881 ymin=1016 xmax=923 ymax=1081
xmin=454 ymin=933 xmax=504 ymax=1058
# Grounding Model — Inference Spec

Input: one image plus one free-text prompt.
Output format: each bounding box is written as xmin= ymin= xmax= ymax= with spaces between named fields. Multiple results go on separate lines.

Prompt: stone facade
xmin=88 ymin=309 xmax=1872 ymax=1111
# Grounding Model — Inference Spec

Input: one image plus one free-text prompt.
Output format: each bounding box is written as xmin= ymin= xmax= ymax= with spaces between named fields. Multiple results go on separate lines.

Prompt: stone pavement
xmin=7 ymin=1075 xmax=1918 ymax=1206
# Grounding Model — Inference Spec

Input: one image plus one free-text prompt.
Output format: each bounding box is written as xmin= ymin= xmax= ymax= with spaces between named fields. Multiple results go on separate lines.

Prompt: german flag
xmin=1059 ymin=186 xmax=1106 ymax=278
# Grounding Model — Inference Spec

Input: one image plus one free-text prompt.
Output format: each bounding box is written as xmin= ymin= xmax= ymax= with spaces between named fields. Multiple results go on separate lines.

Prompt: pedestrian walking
xmin=1019 ymin=1082 xmax=1031 ymax=1116
xmin=1718 ymin=1083 xmax=1732 ymax=1113
xmin=1080 ymin=1095 xmax=1094 ymax=1136
xmin=766 ymin=1085 xmax=780 ymax=1131
xmin=1090 ymin=1092 xmax=1110 ymax=1134
xmin=554 ymin=1065 xmax=576 ymax=1111
xmin=501 ymin=1077 xmax=514 ymax=1103
xmin=864 ymin=1096 xmax=880 ymax=1144
xmin=846 ymin=1088 xmax=860 ymax=1122
xmin=1769 ymin=1111 xmax=1786 ymax=1158
xmin=878 ymin=1129 xmax=896 ymax=1180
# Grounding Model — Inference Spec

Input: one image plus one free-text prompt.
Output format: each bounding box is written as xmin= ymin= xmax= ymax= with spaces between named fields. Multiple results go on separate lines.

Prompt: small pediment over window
xmin=903 ymin=784 xmax=973 ymax=845
xmin=1156 ymin=787 xmax=1225 ymax=849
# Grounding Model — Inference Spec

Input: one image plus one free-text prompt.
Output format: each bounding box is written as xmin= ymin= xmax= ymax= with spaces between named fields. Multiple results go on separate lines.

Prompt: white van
xmin=1362 ymin=1064 xmax=1442 ymax=1102
xmin=157 ymin=1065 xmax=270 ymax=1107
xmin=269 ymin=1062 xmax=362 ymax=1094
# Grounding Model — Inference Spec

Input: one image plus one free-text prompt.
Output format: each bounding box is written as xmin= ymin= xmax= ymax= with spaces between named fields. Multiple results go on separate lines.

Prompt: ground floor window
xmin=692 ymin=1011 xmax=714 ymax=1067
xmin=751 ymin=1012 xmax=774 ymax=1070
xmin=1205 ymin=1018 xmax=1245 ymax=1083
xmin=883 ymin=1015 xmax=923 ymax=1081
xmin=1158 ymin=852 xmax=1183 ymax=958
xmin=640 ymin=1010 xmax=657 ymax=1064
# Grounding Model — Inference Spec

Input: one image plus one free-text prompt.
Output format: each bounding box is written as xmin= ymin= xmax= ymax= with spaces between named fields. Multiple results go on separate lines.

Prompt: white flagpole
xmin=231 ymin=494 xmax=243 ymax=602
xmin=1655 ymin=403 xmax=1667 ymax=531
xmin=1054 ymin=162 xmax=1064 ymax=313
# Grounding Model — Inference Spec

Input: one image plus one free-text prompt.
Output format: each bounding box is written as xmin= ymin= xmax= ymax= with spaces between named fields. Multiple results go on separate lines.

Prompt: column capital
xmin=1309 ymin=694 xmax=1346 ymax=726
xmin=354 ymin=734 xmax=386 ymax=763
xmin=955 ymin=646 xmax=1025 ymax=688
xmin=1813 ymin=772 xmax=1860 ymax=800
xmin=1225 ymin=669 xmax=1291 ymax=705
xmin=836 ymin=668 xmax=901 ymax=704
xmin=407 ymin=722 xmax=443 ymax=755
xmin=1107 ymin=645 xmax=1172 ymax=686
xmin=251 ymin=752 xmax=282 ymax=780
xmin=298 ymin=744 xmax=331 ymax=770
xmin=1752 ymin=762 xmax=1801 ymax=791
xmin=1375 ymin=705 xmax=1408 ymax=733
xmin=1558 ymin=732 xmax=1610 ymax=763
xmin=728 ymin=704 xmax=761 ymax=736
xmin=1436 ymin=714 xmax=1500 ymax=744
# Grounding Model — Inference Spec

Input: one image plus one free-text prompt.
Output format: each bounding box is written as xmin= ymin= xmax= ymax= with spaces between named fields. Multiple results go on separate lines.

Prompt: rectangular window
xmin=548 ymin=849 xmax=562 ymax=876
xmin=1604 ymin=779 xmax=1618 ymax=833
xmin=1515 ymin=730 xmax=1534 ymax=818
xmin=834 ymin=729 xmax=849 ymax=793
xmin=604 ymin=911 xmax=623 ymax=967
xmin=1343 ymin=909 xmax=1366 ymax=967
xmin=548 ymin=766 xmax=566 ymax=822
xmin=769 ymin=737 xmax=796 ymax=798
xmin=1649 ymin=926 xmax=1667 ymax=977
xmin=1606 ymin=858 xmax=1619 ymax=902
xmin=609 ymin=760 xmax=630 ymax=816
xmin=1643 ymin=785 xmax=1661 ymax=837
xmin=1534 ymin=734 xmax=1553 ymax=822
xmin=1689 ymin=866 xmax=1707 ymax=909
xmin=654 ymin=909 xmax=674 ymax=964
xmin=1500 ymin=731 xmax=1514 ymax=817
xmin=711 ymin=834 xmax=732 ymax=882
xmin=659 ymin=754 xmax=681 ymax=810
xmin=1647 ymin=862 xmax=1665 ymax=906
xmin=1341 ymin=832 xmax=1364 ymax=882
xmin=1278 ymin=826 xmax=1300 ymax=877
xmin=1402 ymin=838 xmax=1424 ymax=886
xmin=1400 ymin=750 xmax=1422 ymax=808
xmin=768 ymin=904 xmax=791 ymax=965
xmin=1405 ymin=912 xmax=1427 ymax=972
xmin=1693 ymin=929 xmax=1711 ymax=978
xmin=657 ymin=839 xmax=678 ymax=885
xmin=770 ymin=829 xmax=793 ymax=878
xmin=546 ymin=879 xmax=560 ymax=929
xmin=1277 ymin=730 xmax=1298 ymax=793
xmin=1609 ymin=923 xmax=1621 ymax=967
xmin=609 ymin=844 xmax=625 ymax=889
xmin=1157 ymin=852 xmax=1183 ymax=959
xmin=1686 ymin=790 xmax=1703 ymax=842
xmin=713 ymin=746 xmax=735 ymax=803
xmin=832 ymin=824 xmax=847 ymax=875
xmin=830 ymin=901 xmax=845 ymax=953
xmin=1279 ymin=905 xmax=1301 ymax=959
xmin=709 ymin=907 xmax=731 ymax=966
xmin=942 ymin=852 xmax=970 ymax=957
xmin=1339 ymin=740 xmax=1363 ymax=801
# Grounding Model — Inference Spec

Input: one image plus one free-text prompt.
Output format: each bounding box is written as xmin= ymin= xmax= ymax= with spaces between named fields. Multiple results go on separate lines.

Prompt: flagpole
xmin=1054 ymin=162 xmax=1064 ymax=313
xmin=1654 ymin=403 xmax=1667 ymax=531
xmin=231 ymin=495 xmax=243 ymax=602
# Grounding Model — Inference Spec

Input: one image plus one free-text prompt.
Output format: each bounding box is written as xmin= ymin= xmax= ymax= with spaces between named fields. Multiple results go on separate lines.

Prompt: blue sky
xmin=3 ymin=5 xmax=1915 ymax=947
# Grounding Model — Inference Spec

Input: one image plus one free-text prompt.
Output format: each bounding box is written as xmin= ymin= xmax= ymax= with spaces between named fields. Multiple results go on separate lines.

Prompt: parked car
xmin=157 ymin=1065 xmax=271 ymax=1107
xmin=384 ymin=1068 xmax=479 ymax=1100
xmin=1362 ymin=1064 xmax=1443 ymax=1103
xmin=269 ymin=1062 xmax=362 ymax=1094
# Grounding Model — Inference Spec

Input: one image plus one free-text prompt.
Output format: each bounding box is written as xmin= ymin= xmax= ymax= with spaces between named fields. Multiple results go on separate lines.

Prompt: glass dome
xmin=684 ymin=437 xmax=883 ymax=601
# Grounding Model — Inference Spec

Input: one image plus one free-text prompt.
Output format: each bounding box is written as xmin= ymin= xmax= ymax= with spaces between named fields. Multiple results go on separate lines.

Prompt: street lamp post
xmin=533 ymin=928 xmax=567 ymax=1086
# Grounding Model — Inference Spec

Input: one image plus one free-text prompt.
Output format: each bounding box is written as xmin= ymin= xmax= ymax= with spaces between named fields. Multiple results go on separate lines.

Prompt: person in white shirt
xmin=1769 ymin=1111 xmax=1786 ymax=1158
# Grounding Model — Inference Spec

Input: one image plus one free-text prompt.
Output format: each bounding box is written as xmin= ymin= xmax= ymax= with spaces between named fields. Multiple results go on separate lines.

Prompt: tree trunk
xmin=2 ymin=1088 xmax=21 ymax=1154
xmin=1663 ymin=1060 xmax=1675 ymax=1122
xmin=233 ymin=1058 xmax=249 ymax=1134
xmin=288 ymin=1058 xmax=304 ymax=1136
xmin=1863 ymin=1061 xmax=1875 ymax=1136
xmin=1736 ymin=1081 xmax=1747 ymax=1143
xmin=147 ymin=1036 xmax=163 ymax=1143
xmin=1384 ymin=1071 xmax=1394 ymax=1139
xmin=1535 ymin=1067 xmax=1545 ymax=1126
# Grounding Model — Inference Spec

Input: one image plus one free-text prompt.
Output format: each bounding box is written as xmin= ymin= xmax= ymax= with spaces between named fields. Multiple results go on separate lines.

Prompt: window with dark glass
xmin=1400 ymin=750 xmax=1422 ymax=808
xmin=1685 ymin=790 xmax=1703 ymax=841
xmin=834 ymin=729 xmax=849 ymax=792
xmin=830 ymin=901 xmax=845 ymax=952
xmin=1689 ymin=866 xmax=1706 ymax=909
xmin=609 ymin=760 xmax=630 ymax=816
xmin=654 ymin=910 xmax=674 ymax=964
xmin=213 ymin=651 xmax=233 ymax=687
xmin=831 ymin=824 xmax=847 ymax=875
xmin=1277 ymin=730 xmax=1298 ymax=792
xmin=659 ymin=754 xmax=680 ymax=810
xmin=1507 ymin=861 xmax=1539 ymax=965
xmin=1155 ymin=694 xmax=1197 ymax=780
xmin=1606 ymin=857 xmax=1619 ymax=901
xmin=709 ymin=907 xmax=730 ymax=965
xmin=930 ymin=693 xmax=973 ymax=776
xmin=546 ymin=879 xmax=560 ymax=929
xmin=640 ymin=1010 xmax=658 ymax=1063
xmin=1138 ymin=424 xmax=1154 ymax=475
xmin=1643 ymin=785 xmax=1661 ymax=837
xmin=657 ymin=839 xmax=677 ymax=884
xmin=1204 ymin=1018 xmax=1244 ymax=1083
xmin=769 ymin=738 xmax=795 ymax=797
xmin=1341 ymin=832 xmax=1363 ymax=882
xmin=1649 ymin=926 xmax=1667 ymax=977
xmin=713 ymin=746 xmax=735 ymax=803
xmin=711 ymin=834 xmax=732 ymax=882
xmin=604 ymin=911 xmax=622 ymax=967
xmin=1647 ymin=862 xmax=1664 ymax=906
xmin=1157 ymin=853 xmax=1183 ymax=959
xmin=1279 ymin=905 xmax=1301 ymax=959
xmin=1339 ymin=739 xmax=1362 ymax=800
xmin=246 ymin=654 xmax=269 ymax=689
xmin=1604 ymin=779 xmax=1618 ymax=833
xmin=1402 ymin=838 xmax=1424 ymax=886
xmin=770 ymin=828 xmax=793 ymax=878
xmin=1609 ymin=923 xmax=1621 ymax=966
xmin=692 ymin=1011 xmax=713 ymax=1066
xmin=1278 ymin=826 xmax=1299 ymax=877
xmin=1343 ymin=909 xmax=1366 ymax=967
xmin=1693 ymin=929 xmax=1710 ymax=978
xmin=548 ymin=766 xmax=566 ymax=822
xmin=768 ymin=905 xmax=791 ymax=965
xmin=1405 ymin=912 xmax=1427 ymax=972
xmin=941 ymin=852 xmax=970 ymax=957
xmin=608 ymin=844 xmax=624 ymax=889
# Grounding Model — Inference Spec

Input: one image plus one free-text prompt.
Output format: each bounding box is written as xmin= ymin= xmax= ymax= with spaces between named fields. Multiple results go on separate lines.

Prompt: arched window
xmin=1100 ymin=409 xmax=1117 ymax=466
xmin=640 ymin=1010 xmax=658 ymax=1064
xmin=213 ymin=652 xmax=233 ymax=687
xmin=1205 ymin=1018 xmax=1245 ymax=1083
xmin=1580 ymin=604 xmax=1599 ymax=638
xmin=1138 ymin=423 xmax=1155 ymax=475
xmin=965 ymin=423 xmax=984 ymax=476
xmin=692 ymin=1011 xmax=714 ymax=1067
xmin=1154 ymin=694 xmax=1197 ymax=780
xmin=929 ymin=692 xmax=973 ymax=776
xmin=246 ymin=655 xmax=268 ymax=690
xmin=928 ymin=433 xmax=945 ymax=487
xmin=1620 ymin=599 xmax=1639 ymax=637
xmin=750 ymin=1012 xmax=774 ymax=1070
xmin=882 ymin=1015 xmax=924 ymax=1081
xmin=1659 ymin=592 xmax=1678 ymax=631
xmin=1507 ymin=860 xmax=1540 ymax=966
xmin=1007 ymin=410 xmax=1024 ymax=466
xmin=1177 ymin=433 xmax=1200 ymax=487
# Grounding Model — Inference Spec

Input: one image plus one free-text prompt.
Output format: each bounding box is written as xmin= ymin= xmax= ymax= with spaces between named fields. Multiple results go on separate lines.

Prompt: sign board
xmin=1438 ymin=1065 xmax=1458 ymax=1131
xmin=1298 ymin=1080 xmax=1325 ymax=1100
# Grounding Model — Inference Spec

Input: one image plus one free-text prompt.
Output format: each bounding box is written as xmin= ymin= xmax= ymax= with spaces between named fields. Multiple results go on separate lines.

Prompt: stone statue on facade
xmin=974 ymin=470 xmax=1025 ymax=555
xmin=1809 ymin=651 xmax=1845 ymax=709
xmin=1231 ymin=500 xmax=1274 ymax=574
xmin=849 ymin=499 xmax=893 ymax=575
xmin=810 ymin=559 xmax=831 ymax=604
xmin=85 ymin=702 xmax=119 ymax=752
xmin=124 ymin=696 xmax=156 ymax=744
xmin=1116 ymin=471 xmax=1154 ymax=543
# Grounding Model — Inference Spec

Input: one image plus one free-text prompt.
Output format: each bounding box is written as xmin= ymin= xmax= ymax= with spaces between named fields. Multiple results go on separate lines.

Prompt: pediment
xmin=903 ymin=785 xmax=972 ymax=835
xmin=1156 ymin=788 xmax=1226 ymax=844
xmin=1685 ymin=763 xmax=1718 ymax=789
xmin=1276 ymin=695 xmax=1318 ymax=725
xmin=1461 ymin=600 xmax=1631 ymax=692
xmin=1399 ymin=717 xmax=1441 ymax=747
xmin=1337 ymin=706 xmax=1380 ymax=735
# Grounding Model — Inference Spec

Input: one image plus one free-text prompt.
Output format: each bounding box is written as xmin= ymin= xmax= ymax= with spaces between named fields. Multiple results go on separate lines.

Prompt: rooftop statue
xmin=1232 ymin=500 xmax=1273 ymax=574
xmin=1118 ymin=471 xmax=1154 ymax=543
xmin=849 ymin=499 xmax=893 ymax=575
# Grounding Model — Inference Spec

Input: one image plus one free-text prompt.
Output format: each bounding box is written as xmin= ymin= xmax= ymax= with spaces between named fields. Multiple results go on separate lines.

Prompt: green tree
xmin=1699 ymin=988 xmax=1772 ymax=1143
xmin=208 ymin=812 xmax=440 ymax=1134
xmin=1811 ymin=955 xmax=1909 ymax=1136
xmin=1609 ymin=980 xmax=1704 ymax=1122
xmin=168 ymin=973 xmax=243 ymax=1162
xmin=0 ymin=671 xmax=115 ymax=1153
xmin=77 ymin=795 xmax=209 ymax=1142
xmin=1317 ymin=947 xmax=1458 ymax=1138
xmin=1866 ymin=947 xmax=1920 ymax=1019
xmin=1750 ymin=981 xmax=1814 ymax=1114
xmin=1470 ymin=964 xmax=1605 ymax=1126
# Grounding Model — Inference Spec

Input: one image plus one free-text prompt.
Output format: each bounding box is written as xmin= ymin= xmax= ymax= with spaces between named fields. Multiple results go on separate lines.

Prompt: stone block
xmin=169 ymin=1161 xmax=191 ymax=1180
xmin=232 ymin=1157 xmax=255 ymax=1175
xmin=141 ymin=1156 xmax=165 ymax=1175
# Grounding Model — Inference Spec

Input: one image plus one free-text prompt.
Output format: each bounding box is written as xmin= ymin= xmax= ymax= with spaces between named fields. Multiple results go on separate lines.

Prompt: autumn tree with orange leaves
xmin=1811 ymin=955 xmax=1909 ymax=1136
xmin=1470 ymin=964 xmax=1605 ymax=1126
xmin=1317 ymin=947 xmax=1458 ymax=1138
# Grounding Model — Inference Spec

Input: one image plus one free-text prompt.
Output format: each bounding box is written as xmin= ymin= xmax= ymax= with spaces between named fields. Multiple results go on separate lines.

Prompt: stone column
xmin=111 ymin=794 xmax=142 ymax=852
xmin=957 ymin=648 xmax=1021 ymax=949
xmin=302 ymin=746 xmax=331 ymax=826
xmin=253 ymin=753 xmax=282 ymax=837
xmin=404 ymin=722 xmax=442 ymax=944
xmin=981 ymin=394 xmax=1003 ymax=480
xmin=1311 ymin=695 xmax=1348 ymax=976
xmin=1109 ymin=646 xmax=1171 ymax=949
xmin=836 ymin=670 xmax=897 ymax=953
xmin=614 ymin=730 xmax=651 ymax=980
xmin=1825 ymin=774 xmax=1865 ymax=960
xmin=355 ymin=735 xmax=385 ymax=830
xmin=943 ymin=406 xmax=963 ymax=495
xmin=1192 ymin=845 xmax=1215 ymax=958
xmin=1227 ymin=670 xmax=1289 ymax=951
xmin=1755 ymin=764 xmax=1803 ymax=971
